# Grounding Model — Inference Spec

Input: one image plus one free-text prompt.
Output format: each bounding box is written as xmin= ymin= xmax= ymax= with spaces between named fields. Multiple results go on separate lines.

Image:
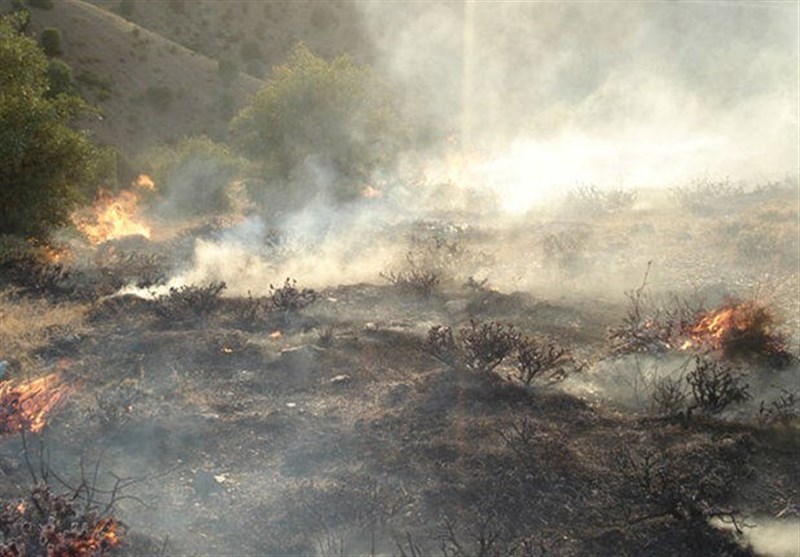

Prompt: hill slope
xmin=24 ymin=0 xmax=264 ymax=157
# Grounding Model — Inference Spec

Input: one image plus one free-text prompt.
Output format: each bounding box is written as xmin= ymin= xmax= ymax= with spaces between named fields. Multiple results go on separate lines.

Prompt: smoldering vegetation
xmin=1 ymin=2 xmax=798 ymax=556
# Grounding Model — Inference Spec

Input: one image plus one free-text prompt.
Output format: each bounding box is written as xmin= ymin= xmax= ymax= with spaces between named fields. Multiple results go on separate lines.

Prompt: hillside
xmin=22 ymin=0 xmax=265 ymax=157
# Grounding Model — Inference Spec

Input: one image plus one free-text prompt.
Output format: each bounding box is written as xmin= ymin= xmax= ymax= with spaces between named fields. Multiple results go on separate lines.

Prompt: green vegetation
xmin=230 ymin=43 xmax=406 ymax=204
xmin=40 ymin=27 xmax=62 ymax=57
xmin=141 ymin=136 xmax=244 ymax=217
xmin=119 ymin=0 xmax=135 ymax=18
xmin=0 ymin=14 xmax=107 ymax=239
xmin=45 ymin=58 xmax=74 ymax=97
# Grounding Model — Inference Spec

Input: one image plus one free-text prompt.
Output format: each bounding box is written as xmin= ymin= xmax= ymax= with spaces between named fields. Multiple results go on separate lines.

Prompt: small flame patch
xmin=0 ymin=373 xmax=70 ymax=435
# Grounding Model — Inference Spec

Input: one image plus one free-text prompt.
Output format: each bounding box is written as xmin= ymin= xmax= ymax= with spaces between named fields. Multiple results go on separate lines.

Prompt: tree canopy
xmin=0 ymin=13 xmax=106 ymax=238
xmin=229 ymin=43 xmax=406 ymax=203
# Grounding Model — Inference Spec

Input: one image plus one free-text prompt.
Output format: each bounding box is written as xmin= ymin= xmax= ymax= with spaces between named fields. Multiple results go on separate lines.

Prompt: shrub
xmin=380 ymin=269 xmax=440 ymax=297
xmin=230 ymin=43 xmax=406 ymax=204
xmin=152 ymin=282 xmax=226 ymax=326
xmin=45 ymin=58 xmax=73 ymax=96
xmin=459 ymin=320 xmax=520 ymax=373
xmin=514 ymin=336 xmax=570 ymax=386
xmin=269 ymin=278 xmax=317 ymax=314
xmin=0 ymin=484 xmax=125 ymax=555
xmin=425 ymin=325 xmax=459 ymax=366
xmin=239 ymin=39 xmax=261 ymax=61
xmin=686 ymin=357 xmax=751 ymax=417
xmin=39 ymin=27 xmax=62 ymax=57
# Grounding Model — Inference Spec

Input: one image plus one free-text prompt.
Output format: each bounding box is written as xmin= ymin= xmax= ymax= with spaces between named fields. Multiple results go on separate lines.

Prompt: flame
xmin=72 ymin=189 xmax=151 ymax=245
xmin=0 ymin=373 xmax=70 ymax=434
xmin=681 ymin=301 xmax=770 ymax=352
xmin=220 ymin=347 xmax=234 ymax=354
xmin=268 ymin=330 xmax=282 ymax=339
xmin=134 ymin=173 xmax=156 ymax=191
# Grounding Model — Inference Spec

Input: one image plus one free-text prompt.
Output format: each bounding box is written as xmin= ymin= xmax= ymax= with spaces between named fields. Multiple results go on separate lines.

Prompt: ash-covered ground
xmin=1 ymin=180 xmax=798 ymax=556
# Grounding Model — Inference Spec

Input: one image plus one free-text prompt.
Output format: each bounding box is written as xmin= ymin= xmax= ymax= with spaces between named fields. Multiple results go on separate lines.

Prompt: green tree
xmin=45 ymin=58 xmax=73 ymax=97
xmin=140 ymin=136 xmax=244 ymax=217
xmin=40 ymin=27 xmax=62 ymax=56
xmin=0 ymin=14 xmax=106 ymax=239
xmin=230 ymin=43 xmax=406 ymax=203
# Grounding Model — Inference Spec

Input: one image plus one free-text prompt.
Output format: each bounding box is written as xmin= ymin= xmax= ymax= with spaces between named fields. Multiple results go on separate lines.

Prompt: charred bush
xmin=205 ymin=330 xmax=249 ymax=358
xmin=615 ymin=439 xmax=752 ymax=531
xmin=381 ymin=269 xmax=440 ymax=297
xmin=89 ymin=380 xmax=143 ymax=433
xmin=269 ymin=278 xmax=317 ymax=314
xmin=0 ymin=483 xmax=125 ymax=556
xmin=513 ymin=336 xmax=571 ymax=386
xmin=686 ymin=357 xmax=751 ymax=417
xmin=425 ymin=325 xmax=460 ymax=367
xmin=758 ymin=388 xmax=799 ymax=426
xmin=152 ymin=281 xmax=226 ymax=326
xmin=229 ymin=292 xmax=271 ymax=330
xmin=459 ymin=320 xmax=520 ymax=374
xmin=649 ymin=376 xmax=688 ymax=417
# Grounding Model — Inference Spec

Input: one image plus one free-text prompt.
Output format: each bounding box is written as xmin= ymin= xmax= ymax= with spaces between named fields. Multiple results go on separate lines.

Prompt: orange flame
xmin=0 ymin=373 xmax=70 ymax=434
xmin=682 ymin=301 xmax=769 ymax=352
xmin=134 ymin=173 xmax=156 ymax=191
xmin=73 ymin=189 xmax=151 ymax=245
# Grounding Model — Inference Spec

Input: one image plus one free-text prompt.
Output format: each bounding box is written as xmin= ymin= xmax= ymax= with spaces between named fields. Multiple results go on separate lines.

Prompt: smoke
xmin=358 ymin=1 xmax=798 ymax=211
xmin=713 ymin=516 xmax=800 ymax=557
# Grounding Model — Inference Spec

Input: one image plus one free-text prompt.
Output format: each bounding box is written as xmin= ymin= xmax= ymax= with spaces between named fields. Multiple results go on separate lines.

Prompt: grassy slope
xmin=25 ymin=0 xmax=264 ymax=157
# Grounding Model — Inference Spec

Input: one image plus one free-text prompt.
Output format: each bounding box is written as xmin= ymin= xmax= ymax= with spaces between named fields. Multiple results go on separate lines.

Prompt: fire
xmin=681 ymin=301 xmax=773 ymax=354
xmin=0 ymin=373 xmax=70 ymax=434
xmin=134 ymin=173 xmax=156 ymax=191
xmin=73 ymin=189 xmax=151 ymax=245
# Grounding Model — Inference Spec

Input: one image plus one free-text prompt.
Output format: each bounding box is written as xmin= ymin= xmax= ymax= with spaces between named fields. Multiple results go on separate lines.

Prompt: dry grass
xmin=0 ymin=289 xmax=88 ymax=374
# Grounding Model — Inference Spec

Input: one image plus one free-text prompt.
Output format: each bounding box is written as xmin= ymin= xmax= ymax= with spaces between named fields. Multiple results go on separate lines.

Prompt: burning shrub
xmin=0 ymin=373 xmax=69 ymax=435
xmin=513 ymin=336 xmax=571 ymax=386
xmin=680 ymin=300 xmax=792 ymax=365
xmin=269 ymin=278 xmax=317 ymax=314
xmin=0 ymin=484 xmax=125 ymax=556
xmin=686 ymin=357 xmax=751 ymax=417
xmin=152 ymin=282 xmax=226 ymax=326
xmin=380 ymin=269 xmax=440 ymax=297
xmin=459 ymin=320 xmax=520 ymax=374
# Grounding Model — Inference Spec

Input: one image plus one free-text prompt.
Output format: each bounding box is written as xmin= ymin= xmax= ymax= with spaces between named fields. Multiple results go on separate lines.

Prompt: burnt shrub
xmin=514 ymin=336 xmax=571 ymax=386
xmin=229 ymin=292 xmax=271 ymax=331
xmin=542 ymin=228 xmax=589 ymax=271
xmin=152 ymin=281 xmax=226 ymax=326
xmin=425 ymin=325 xmax=459 ymax=367
xmin=269 ymin=278 xmax=317 ymax=314
xmin=459 ymin=320 xmax=520 ymax=374
xmin=380 ymin=268 xmax=440 ymax=297
xmin=649 ymin=376 xmax=688 ymax=417
xmin=0 ymin=483 xmax=125 ymax=556
xmin=686 ymin=357 xmax=750 ymax=417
